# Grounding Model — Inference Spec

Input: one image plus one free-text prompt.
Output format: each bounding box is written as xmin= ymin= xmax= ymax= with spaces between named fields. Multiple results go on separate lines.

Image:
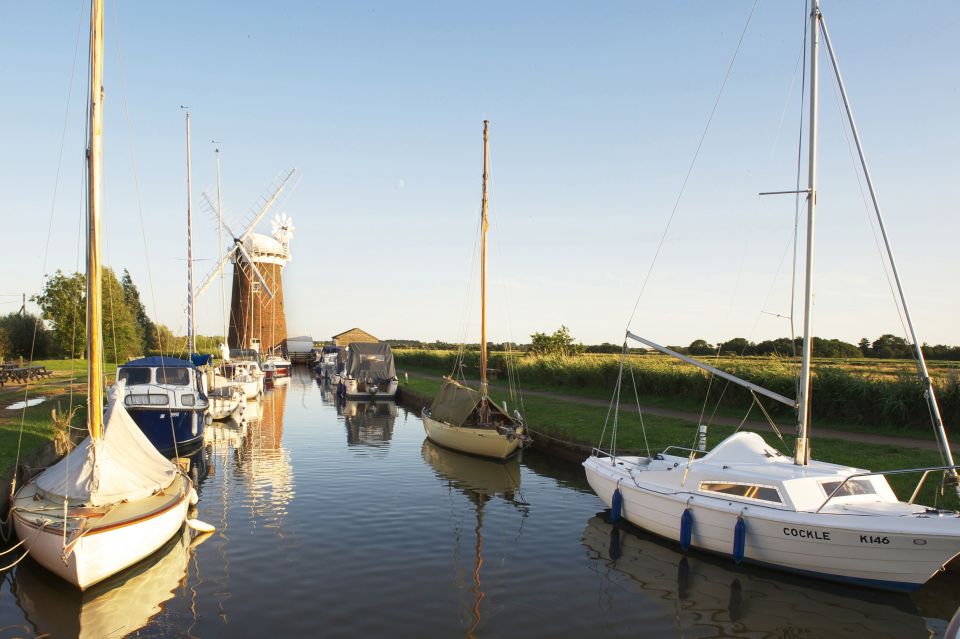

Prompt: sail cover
xmin=428 ymin=378 xmax=482 ymax=426
xmin=36 ymin=380 xmax=179 ymax=506
xmin=345 ymin=342 xmax=396 ymax=383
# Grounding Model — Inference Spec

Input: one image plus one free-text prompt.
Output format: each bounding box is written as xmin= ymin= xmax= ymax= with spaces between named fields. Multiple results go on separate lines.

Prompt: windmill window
xmin=699 ymin=481 xmax=782 ymax=504
xmin=252 ymin=282 xmax=261 ymax=294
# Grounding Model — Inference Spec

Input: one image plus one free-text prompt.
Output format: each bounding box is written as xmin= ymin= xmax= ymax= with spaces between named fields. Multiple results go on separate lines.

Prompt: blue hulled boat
xmin=117 ymin=356 xmax=209 ymax=456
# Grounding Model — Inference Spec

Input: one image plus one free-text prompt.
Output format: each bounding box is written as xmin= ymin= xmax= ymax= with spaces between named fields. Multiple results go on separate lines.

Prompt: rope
xmin=625 ymin=0 xmax=760 ymax=331
xmin=627 ymin=361 xmax=651 ymax=458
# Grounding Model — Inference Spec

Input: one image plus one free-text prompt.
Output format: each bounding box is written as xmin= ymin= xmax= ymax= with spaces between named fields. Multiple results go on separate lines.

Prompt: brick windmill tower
xmin=198 ymin=169 xmax=297 ymax=356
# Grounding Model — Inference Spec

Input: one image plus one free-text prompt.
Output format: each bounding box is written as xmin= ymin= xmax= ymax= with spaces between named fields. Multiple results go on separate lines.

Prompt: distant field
xmin=394 ymin=349 xmax=960 ymax=432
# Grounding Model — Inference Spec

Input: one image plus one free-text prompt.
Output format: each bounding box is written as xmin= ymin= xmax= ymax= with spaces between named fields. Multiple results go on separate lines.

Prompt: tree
xmin=858 ymin=337 xmax=871 ymax=357
xmin=0 ymin=312 xmax=51 ymax=359
xmin=688 ymin=339 xmax=713 ymax=356
xmin=719 ymin=337 xmax=752 ymax=355
xmin=870 ymin=334 xmax=912 ymax=359
xmin=33 ymin=268 xmax=144 ymax=360
xmin=121 ymin=269 xmax=157 ymax=351
xmin=529 ymin=325 xmax=584 ymax=357
xmin=33 ymin=270 xmax=85 ymax=358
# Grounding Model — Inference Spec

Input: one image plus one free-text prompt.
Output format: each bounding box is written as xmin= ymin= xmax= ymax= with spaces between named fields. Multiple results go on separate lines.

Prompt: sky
xmin=2 ymin=1 xmax=958 ymax=349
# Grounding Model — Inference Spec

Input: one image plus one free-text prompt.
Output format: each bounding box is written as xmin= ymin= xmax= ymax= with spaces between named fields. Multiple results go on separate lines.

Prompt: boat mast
xmin=215 ymin=145 xmax=227 ymax=348
xmin=796 ymin=0 xmax=821 ymax=466
xmin=185 ymin=110 xmax=196 ymax=355
xmin=480 ymin=120 xmax=490 ymax=398
xmin=86 ymin=0 xmax=105 ymax=439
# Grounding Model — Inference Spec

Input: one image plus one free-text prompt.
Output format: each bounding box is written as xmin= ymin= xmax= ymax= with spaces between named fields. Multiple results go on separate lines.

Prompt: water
xmin=1 ymin=370 xmax=958 ymax=638
xmin=4 ymin=397 xmax=45 ymax=410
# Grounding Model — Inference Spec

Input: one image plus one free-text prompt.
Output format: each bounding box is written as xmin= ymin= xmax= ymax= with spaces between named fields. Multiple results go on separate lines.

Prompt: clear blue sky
xmin=3 ymin=1 xmax=958 ymax=348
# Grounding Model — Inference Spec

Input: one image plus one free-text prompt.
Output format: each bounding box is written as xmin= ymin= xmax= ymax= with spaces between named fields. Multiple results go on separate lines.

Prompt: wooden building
xmin=332 ymin=328 xmax=379 ymax=347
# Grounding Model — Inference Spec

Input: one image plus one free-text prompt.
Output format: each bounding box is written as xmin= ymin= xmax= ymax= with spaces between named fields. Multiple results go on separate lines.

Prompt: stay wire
xmin=625 ymin=0 xmax=759 ymax=331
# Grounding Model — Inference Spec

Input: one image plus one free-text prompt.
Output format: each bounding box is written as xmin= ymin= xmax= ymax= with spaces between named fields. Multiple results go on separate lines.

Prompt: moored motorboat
xmin=118 ymin=356 xmax=209 ymax=455
xmin=340 ymin=343 xmax=398 ymax=399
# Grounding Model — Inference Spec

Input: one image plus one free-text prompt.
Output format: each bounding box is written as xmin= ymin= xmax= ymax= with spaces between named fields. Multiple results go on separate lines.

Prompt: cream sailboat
xmin=422 ymin=121 xmax=531 ymax=460
xmin=11 ymin=0 xmax=195 ymax=590
xmin=583 ymin=0 xmax=960 ymax=592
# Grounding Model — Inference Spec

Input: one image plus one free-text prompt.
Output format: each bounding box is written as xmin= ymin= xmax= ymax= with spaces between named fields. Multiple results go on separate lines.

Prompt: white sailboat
xmin=422 ymin=121 xmax=531 ymax=460
xmin=583 ymin=0 xmax=960 ymax=592
xmin=11 ymin=0 xmax=195 ymax=590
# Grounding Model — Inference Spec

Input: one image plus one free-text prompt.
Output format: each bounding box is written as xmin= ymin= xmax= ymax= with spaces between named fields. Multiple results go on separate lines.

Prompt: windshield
xmin=156 ymin=367 xmax=191 ymax=386
xmin=118 ymin=367 xmax=151 ymax=385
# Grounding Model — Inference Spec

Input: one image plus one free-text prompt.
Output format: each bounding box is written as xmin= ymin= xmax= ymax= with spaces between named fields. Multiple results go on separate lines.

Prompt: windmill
xmin=197 ymin=168 xmax=298 ymax=354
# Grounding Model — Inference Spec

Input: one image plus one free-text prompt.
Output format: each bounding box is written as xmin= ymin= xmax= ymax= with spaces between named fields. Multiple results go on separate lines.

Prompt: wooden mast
xmin=86 ymin=0 xmax=105 ymax=439
xmin=480 ymin=120 xmax=490 ymax=398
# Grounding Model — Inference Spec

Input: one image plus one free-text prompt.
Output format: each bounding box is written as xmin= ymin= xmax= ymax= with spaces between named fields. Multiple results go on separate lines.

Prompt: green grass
xmin=401 ymin=373 xmax=960 ymax=509
xmin=395 ymin=350 xmax=960 ymax=434
xmin=0 ymin=359 xmax=117 ymax=474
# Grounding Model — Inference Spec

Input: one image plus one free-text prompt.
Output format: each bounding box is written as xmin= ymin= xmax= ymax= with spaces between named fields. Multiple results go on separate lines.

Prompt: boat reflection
xmin=13 ymin=525 xmax=212 ymax=639
xmin=581 ymin=515 xmax=941 ymax=638
xmin=236 ymin=383 xmax=294 ymax=523
xmin=421 ymin=439 xmax=527 ymax=638
xmin=340 ymin=400 xmax=397 ymax=447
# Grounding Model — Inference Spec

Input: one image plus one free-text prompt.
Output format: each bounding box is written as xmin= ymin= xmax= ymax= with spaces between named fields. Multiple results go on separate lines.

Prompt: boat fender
xmin=680 ymin=508 xmax=694 ymax=551
xmin=610 ymin=484 xmax=623 ymax=523
xmin=732 ymin=514 xmax=746 ymax=564
xmin=187 ymin=518 xmax=216 ymax=534
xmin=189 ymin=487 xmax=199 ymax=506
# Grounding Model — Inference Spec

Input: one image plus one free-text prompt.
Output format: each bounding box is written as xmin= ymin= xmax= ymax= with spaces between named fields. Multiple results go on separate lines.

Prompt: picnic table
xmin=0 ymin=365 xmax=54 ymax=387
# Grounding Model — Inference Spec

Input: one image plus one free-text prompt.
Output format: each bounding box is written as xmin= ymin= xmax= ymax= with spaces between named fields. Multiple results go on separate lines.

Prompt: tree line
xmin=389 ymin=326 xmax=960 ymax=361
xmin=0 ymin=268 xmax=224 ymax=362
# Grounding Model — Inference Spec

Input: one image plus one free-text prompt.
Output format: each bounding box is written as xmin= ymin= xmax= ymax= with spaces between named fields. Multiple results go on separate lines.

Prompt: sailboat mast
xmin=215 ymin=146 xmax=227 ymax=347
xmin=185 ymin=111 xmax=196 ymax=355
xmin=796 ymin=0 xmax=820 ymax=466
xmin=480 ymin=120 xmax=490 ymax=397
xmin=86 ymin=0 xmax=105 ymax=439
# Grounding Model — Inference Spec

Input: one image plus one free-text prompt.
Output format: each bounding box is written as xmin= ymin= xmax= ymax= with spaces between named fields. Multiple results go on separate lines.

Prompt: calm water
xmin=2 ymin=369 xmax=958 ymax=638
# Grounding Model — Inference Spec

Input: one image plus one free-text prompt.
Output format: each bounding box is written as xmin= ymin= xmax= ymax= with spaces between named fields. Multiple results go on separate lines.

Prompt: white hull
xmin=422 ymin=411 xmax=523 ymax=460
xmin=12 ymin=474 xmax=192 ymax=590
xmin=342 ymin=377 xmax=397 ymax=399
xmin=583 ymin=454 xmax=960 ymax=591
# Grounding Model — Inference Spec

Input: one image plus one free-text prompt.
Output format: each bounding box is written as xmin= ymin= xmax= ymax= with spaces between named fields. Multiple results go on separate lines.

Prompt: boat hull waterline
xmin=582 ymin=456 xmax=960 ymax=592
xmin=12 ymin=474 xmax=192 ymax=590
xmin=422 ymin=411 xmax=523 ymax=460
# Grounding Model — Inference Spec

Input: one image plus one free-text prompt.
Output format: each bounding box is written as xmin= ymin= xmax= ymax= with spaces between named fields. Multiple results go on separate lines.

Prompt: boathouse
xmin=332 ymin=328 xmax=379 ymax=347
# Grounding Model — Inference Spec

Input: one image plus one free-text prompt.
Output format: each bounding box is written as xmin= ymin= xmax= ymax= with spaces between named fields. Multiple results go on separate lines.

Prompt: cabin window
xmin=699 ymin=481 xmax=783 ymax=504
xmin=820 ymin=478 xmax=876 ymax=498
xmin=125 ymin=394 xmax=169 ymax=406
xmin=156 ymin=367 xmax=191 ymax=386
xmin=118 ymin=367 xmax=151 ymax=385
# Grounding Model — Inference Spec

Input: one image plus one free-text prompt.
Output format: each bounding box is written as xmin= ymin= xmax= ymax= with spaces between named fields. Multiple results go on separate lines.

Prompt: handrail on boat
xmin=814 ymin=465 xmax=960 ymax=514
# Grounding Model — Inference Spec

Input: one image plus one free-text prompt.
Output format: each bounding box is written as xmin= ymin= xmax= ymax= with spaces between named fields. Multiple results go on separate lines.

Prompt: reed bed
xmin=394 ymin=349 xmax=960 ymax=432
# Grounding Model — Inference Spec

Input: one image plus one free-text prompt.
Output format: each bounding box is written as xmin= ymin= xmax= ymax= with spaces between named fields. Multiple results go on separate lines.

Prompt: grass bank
xmin=0 ymin=360 xmax=117 ymax=474
xmin=399 ymin=372 xmax=960 ymax=509
xmin=395 ymin=350 xmax=960 ymax=434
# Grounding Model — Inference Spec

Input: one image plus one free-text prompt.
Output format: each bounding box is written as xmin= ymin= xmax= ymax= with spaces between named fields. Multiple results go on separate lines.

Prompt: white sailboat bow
xmin=583 ymin=0 xmax=960 ymax=592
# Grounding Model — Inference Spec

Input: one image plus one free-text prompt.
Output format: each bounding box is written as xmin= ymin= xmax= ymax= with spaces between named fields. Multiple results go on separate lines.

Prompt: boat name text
xmin=783 ymin=527 xmax=830 ymax=540
xmin=860 ymin=535 xmax=890 ymax=545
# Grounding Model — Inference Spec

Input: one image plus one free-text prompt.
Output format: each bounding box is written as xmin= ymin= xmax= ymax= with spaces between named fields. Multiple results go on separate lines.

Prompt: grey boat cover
xmin=428 ymin=377 xmax=514 ymax=427
xmin=345 ymin=342 xmax=396 ymax=383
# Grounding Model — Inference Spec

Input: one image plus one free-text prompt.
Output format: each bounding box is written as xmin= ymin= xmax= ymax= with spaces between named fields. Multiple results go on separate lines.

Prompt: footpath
xmin=401 ymin=369 xmax=956 ymax=454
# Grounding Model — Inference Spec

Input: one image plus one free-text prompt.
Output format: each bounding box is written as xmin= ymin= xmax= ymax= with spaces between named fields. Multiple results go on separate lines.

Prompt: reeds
xmin=395 ymin=349 xmax=960 ymax=431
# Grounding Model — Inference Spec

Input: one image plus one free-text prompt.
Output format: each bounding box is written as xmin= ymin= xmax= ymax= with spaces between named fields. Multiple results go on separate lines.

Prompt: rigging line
xmin=111 ymin=0 xmax=167 ymax=360
xmin=627 ymin=361 xmax=651 ymax=458
xmin=625 ymin=0 xmax=760 ymax=330
xmin=790 ymin=0 xmax=810 ymax=377
xmin=14 ymin=0 xmax=88 ymax=495
xmin=825 ymin=52 xmax=910 ymax=343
